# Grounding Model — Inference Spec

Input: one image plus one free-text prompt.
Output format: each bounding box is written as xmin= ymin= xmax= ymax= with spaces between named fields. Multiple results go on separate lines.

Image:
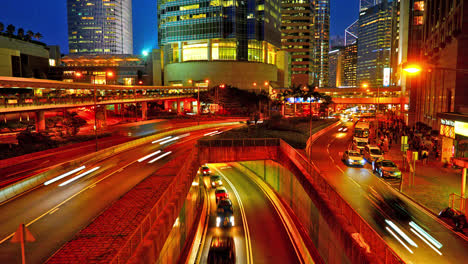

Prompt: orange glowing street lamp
xmin=264 ymin=81 xmax=269 ymax=86
xmin=403 ymin=64 xmax=422 ymax=75
xmin=362 ymin=83 xmax=369 ymax=88
xmin=106 ymin=71 xmax=114 ymax=78
xmin=253 ymin=82 xmax=257 ymax=87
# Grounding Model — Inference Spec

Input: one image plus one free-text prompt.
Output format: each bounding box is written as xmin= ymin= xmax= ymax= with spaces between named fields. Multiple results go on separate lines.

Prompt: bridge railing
xmin=110 ymin=148 xmax=198 ymax=264
xmin=198 ymin=138 xmax=280 ymax=147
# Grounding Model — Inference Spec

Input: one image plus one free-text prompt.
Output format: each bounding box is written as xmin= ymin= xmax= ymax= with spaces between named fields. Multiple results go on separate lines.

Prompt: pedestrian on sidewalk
xmin=421 ymin=148 xmax=429 ymax=165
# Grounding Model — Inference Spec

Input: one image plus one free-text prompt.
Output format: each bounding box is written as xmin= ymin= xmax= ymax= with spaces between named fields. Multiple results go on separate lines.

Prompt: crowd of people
xmin=372 ymin=117 xmax=440 ymax=163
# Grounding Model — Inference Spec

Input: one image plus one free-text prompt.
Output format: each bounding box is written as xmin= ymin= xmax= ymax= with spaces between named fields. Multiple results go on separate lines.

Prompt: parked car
xmin=210 ymin=175 xmax=222 ymax=188
xmin=373 ymin=160 xmax=402 ymax=179
xmin=215 ymin=187 xmax=229 ymax=203
xmin=207 ymin=236 xmax=236 ymax=264
xmin=342 ymin=150 xmax=365 ymax=166
xmin=363 ymin=145 xmax=383 ymax=162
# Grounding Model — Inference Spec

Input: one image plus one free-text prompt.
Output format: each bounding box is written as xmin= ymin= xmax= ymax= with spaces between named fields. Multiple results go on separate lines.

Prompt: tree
xmin=0 ymin=22 xmax=4 ymax=32
xmin=17 ymin=28 xmax=24 ymax=38
xmin=27 ymin=30 xmax=34 ymax=38
xmin=63 ymin=112 xmax=87 ymax=136
xmin=6 ymin=24 xmax=15 ymax=35
xmin=34 ymin=32 xmax=43 ymax=40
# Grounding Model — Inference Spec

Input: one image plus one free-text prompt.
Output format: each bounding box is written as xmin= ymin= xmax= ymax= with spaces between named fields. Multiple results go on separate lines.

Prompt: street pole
xmin=93 ymin=75 xmax=98 ymax=152
xmin=197 ymin=85 xmax=200 ymax=125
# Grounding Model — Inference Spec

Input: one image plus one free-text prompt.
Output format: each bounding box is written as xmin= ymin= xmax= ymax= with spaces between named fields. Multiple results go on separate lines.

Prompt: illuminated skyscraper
xmin=314 ymin=0 xmax=330 ymax=87
xmin=357 ymin=0 xmax=392 ymax=87
xmin=67 ymin=0 xmax=133 ymax=54
xmin=158 ymin=0 xmax=285 ymax=89
xmin=360 ymin=0 xmax=377 ymax=11
xmin=344 ymin=20 xmax=358 ymax=46
xmin=281 ymin=0 xmax=315 ymax=85
xmin=342 ymin=43 xmax=357 ymax=87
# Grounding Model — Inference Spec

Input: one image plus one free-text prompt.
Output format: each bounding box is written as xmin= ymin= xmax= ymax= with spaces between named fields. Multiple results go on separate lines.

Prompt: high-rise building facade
xmin=328 ymin=48 xmax=343 ymax=87
xmin=342 ymin=42 xmax=357 ymax=87
xmin=357 ymin=0 xmax=392 ymax=87
xmin=67 ymin=0 xmax=133 ymax=55
xmin=281 ymin=0 xmax=315 ymax=86
xmin=158 ymin=0 xmax=286 ymax=90
xmin=314 ymin=0 xmax=330 ymax=87
xmin=344 ymin=20 xmax=358 ymax=46
xmin=360 ymin=0 xmax=377 ymax=11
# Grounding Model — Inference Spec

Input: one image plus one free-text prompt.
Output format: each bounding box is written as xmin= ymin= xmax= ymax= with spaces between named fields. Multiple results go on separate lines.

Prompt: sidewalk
xmin=384 ymin=143 xmax=463 ymax=216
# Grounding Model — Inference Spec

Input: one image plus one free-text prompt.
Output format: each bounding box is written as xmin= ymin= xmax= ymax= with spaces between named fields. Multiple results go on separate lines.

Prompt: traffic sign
xmin=11 ymin=224 xmax=35 ymax=243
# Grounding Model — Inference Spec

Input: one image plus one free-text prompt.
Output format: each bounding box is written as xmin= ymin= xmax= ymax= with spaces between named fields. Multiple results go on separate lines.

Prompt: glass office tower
xmin=67 ymin=0 xmax=133 ymax=55
xmin=158 ymin=0 xmax=281 ymax=65
xmin=357 ymin=0 xmax=392 ymax=87
xmin=314 ymin=0 xmax=330 ymax=87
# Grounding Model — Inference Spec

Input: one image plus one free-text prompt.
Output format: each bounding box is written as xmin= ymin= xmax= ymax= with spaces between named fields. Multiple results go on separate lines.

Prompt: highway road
xmin=198 ymin=163 xmax=301 ymax=264
xmin=309 ymin=122 xmax=468 ymax=263
xmin=0 ymin=126 xmax=235 ymax=264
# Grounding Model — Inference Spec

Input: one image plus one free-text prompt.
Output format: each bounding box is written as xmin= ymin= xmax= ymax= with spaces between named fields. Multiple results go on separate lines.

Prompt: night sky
xmin=0 ymin=0 xmax=358 ymax=54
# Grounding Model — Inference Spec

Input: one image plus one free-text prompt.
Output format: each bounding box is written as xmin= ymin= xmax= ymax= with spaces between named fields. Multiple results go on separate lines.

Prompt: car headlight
xmin=211 ymin=182 xmax=215 ymax=186
xmin=216 ymin=217 xmax=220 ymax=227
xmin=394 ymin=171 xmax=401 ymax=176
xmin=230 ymin=216 xmax=234 ymax=226
xmin=360 ymin=159 xmax=365 ymax=164
xmin=348 ymin=159 xmax=354 ymax=163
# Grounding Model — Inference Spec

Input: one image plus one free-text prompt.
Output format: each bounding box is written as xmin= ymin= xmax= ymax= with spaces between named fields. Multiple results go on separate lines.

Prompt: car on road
xmin=216 ymin=198 xmax=234 ymax=227
xmin=373 ymin=160 xmax=402 ymax=179
xmin=363 ymin=145 xmax=383 ymax=162
xmin=210 ymin=175 xmax=222 ymax=188
xmin=342 ymin=150 xmax=365 ymax=166
xmin=215 ymin=187 xmax=229 ymax=203
xmin=352 ymin=138 xmax=367 ymax=153
xmin=200 ymin=165 xmax=211 ymax=176
xmin=207 ymin=236 xmax=236 ymax=264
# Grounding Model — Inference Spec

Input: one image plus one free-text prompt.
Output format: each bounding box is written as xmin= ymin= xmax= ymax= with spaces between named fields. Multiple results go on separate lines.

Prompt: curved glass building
xmin=158 ymin=0 xmax=284 ymax=89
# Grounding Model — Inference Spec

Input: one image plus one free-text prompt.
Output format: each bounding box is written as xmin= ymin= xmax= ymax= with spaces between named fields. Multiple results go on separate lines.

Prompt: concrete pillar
xmin=263 ymin=41 xmax=268 ymax=63
xmin=207 ymin=39 xmax=212 ymax=61
xmin=114 ymin=104 xmax=120 ymax=115
xmin=164 ymin=100 xmax=170 ymax=111
xmin=177 ymin=100 xmax=182 ymax=115
xmin=36 ymin=110 xmax=45 ymax=132
xmin=142 ymin=101 xmax=148 ymax=120
xmin=281 ymin=104 xmax=285 ymax=116
xmin=178 ymin=41 xmax=183 ymax=63
xmin=183 ymin=100 xmax=192 ymax=112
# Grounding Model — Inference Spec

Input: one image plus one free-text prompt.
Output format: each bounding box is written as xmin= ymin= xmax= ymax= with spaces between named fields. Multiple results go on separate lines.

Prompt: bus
xmin=354 ymin=121 xmax=370 ymax=142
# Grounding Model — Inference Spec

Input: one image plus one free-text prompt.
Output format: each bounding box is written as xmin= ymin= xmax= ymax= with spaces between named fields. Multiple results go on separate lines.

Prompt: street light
xmin=403 ymin=64 xmax=422 ymax=74
xmin=75 ymin=70 xmax=114 ymax=152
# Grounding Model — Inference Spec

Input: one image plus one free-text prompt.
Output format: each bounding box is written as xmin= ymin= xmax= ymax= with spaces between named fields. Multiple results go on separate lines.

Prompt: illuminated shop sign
xmin=454 ymin=121 xmax=468 ymax=137
xmin=383 ymin=68 xmax=390 ymax=87
xmin=440 ymin=124 xmax=455 ymax=139
xmin=441 ymin=119 xmax=455 ymax=126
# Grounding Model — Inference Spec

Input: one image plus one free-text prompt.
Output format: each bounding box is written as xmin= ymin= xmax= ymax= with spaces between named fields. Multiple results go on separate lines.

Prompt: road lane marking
xmin=335 ymin=165 xmax=345 ymax=174
xmin=213 ymin=167 xmax=253 ymax=264
xmin=234 ymin=163 xmax=305 ymax=264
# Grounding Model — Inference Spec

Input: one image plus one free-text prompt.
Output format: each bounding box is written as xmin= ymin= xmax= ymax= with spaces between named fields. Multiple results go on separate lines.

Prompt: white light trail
xmin=386 ymin=227 xmax=414 ymax=254
xmin=204 ymin=131 xmax=218 ymax=136
xmin=44 ymin=166 xmax=86 ymax=186
xmin=385 ymin=220 xmax=418 ymax=248
xmin=159 ymin=137 xmax=179 ymax=145
xmin=210 ymin=131 xmax=223 ymax=136
xmin=137 ymin=150 xmax=162 ymax=162
xmin=59 ymin=167 xmax=101 ymax=186
xmin=148 ymin=151 xmax=172 ymax=163
xmin=409 ymin=221 xmax=443 ymax=249
xmin=410 ymin=228 xmax=442 ymax=256
xmin=152 ymin=136 xmax=172 ymax=144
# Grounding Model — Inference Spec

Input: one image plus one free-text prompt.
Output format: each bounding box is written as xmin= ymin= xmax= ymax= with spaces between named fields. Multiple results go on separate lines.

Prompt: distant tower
xmin=314 ymin=0 xmax=330 ymax=87
xmin=67 ymin=0 xmax=133 ymax=54
xmin=345 ymin=20 xmax=358 ymax=46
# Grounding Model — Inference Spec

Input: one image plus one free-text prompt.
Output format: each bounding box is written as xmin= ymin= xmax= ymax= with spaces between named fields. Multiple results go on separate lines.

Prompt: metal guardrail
xmin=449 ymin=193 xmax=467 ymax=215
xmin=279 ymin=140 xmax=403 ymax=264
xmin=110 ymin=148 xmax=198 ymax=264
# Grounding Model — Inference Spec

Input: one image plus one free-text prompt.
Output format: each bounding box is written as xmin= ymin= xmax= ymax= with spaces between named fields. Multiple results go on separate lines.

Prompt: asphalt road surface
xmin=0 ymin=127 xmax=234 ymax=264
xmin=309 ymin=121 xmax=468 ymax=263
xmin=198 ymin=163 xmax=301 ymax=264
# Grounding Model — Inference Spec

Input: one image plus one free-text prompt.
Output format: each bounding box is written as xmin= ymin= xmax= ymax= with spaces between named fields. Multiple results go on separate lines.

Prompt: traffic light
xmin=137 ymin=70 xmax=143 ymax=85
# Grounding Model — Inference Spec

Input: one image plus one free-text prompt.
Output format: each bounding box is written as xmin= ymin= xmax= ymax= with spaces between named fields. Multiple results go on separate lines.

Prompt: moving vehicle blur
xmin=210 ymin=175 xmax=223 ymax=188
xmin=200 ymin=165 xmax=211 ymax=176
xmin=216 ymin=198 xmax=234 ymax=227
xmin=207 ymin=236 xmax=236 ymax=264
xmin=215 ymin=187 xmax=229 ymax=203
